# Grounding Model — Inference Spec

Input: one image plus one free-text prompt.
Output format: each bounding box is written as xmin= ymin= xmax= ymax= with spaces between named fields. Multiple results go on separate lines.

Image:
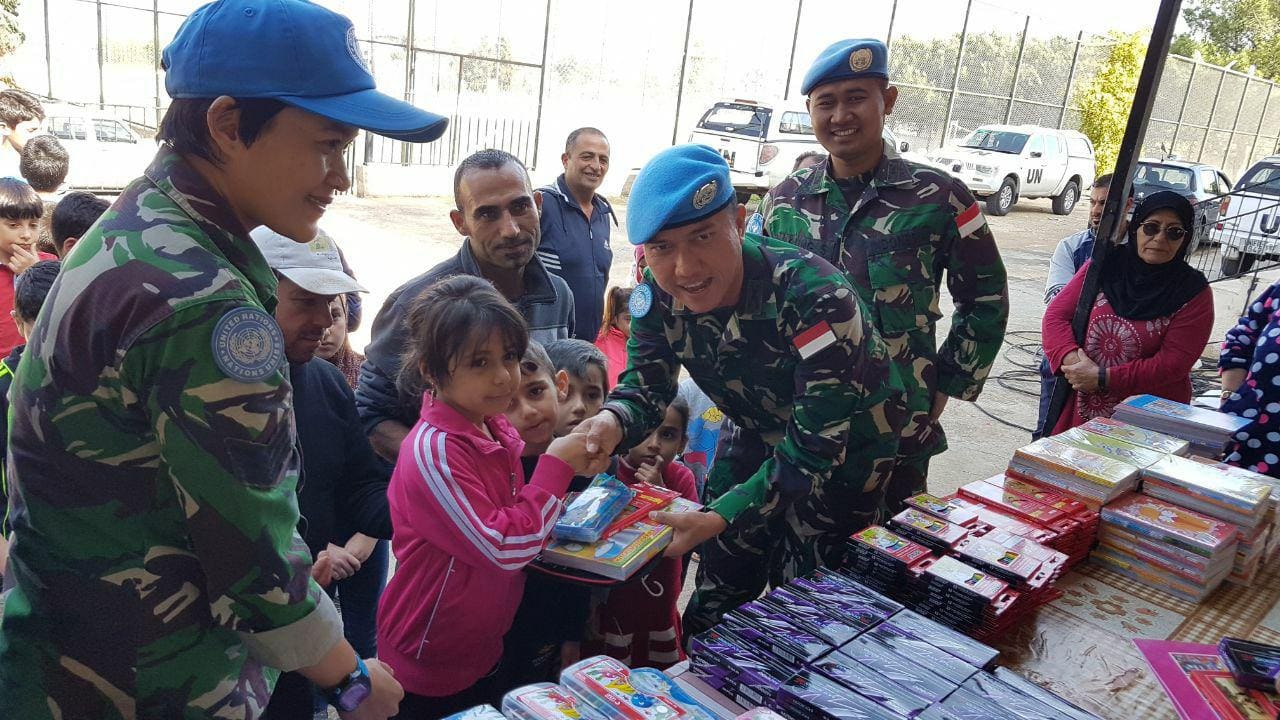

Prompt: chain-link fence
xmin=7 ymin=0 xmax=1280 ymax=183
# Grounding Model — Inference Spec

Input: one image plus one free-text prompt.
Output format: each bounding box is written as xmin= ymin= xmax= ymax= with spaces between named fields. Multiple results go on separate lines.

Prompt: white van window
xmin=1026 ymin=135 xmax=1044 ymax=156
xmin=94 ymin=120 xmax=134 ymax=144
xmin=697 ymin=103 xmax=769 ymax=139
xmin=1135 ymin=163 xmax=1194 ymax=191
xmin=1199 ymin=169 xmax=1221 ymax=195
xmin=1239 ymin=164 xmax=1280 ymax=196
xmin=48 ymin=117 xmax=87 ymax=141
xmin=778 ymin=111 xmax=813 ymax=135
xmin=1044 ymin=135 xmax=1060 ymax=156
xmin=960 ymin=129 xmax=1028 ymax=154
xmin=1066 ymin=137 xmax=1092 ymax=157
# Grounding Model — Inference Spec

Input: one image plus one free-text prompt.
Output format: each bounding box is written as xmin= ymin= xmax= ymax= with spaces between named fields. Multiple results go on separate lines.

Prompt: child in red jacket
xmin=594 ymin=286 xmax=632 ymax=388
xmin=585 ymin=398 xmax=697 ymax=668
xmin=376 ymin=276 xmax=593 ymax=719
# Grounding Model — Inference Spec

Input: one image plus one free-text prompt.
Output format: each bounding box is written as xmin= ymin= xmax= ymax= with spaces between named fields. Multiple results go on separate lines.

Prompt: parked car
xmin=1132 ymin=157 xmax=1232 ymax=254
xmin=44 ymin=108 xmax=156 ymax=191
xmin=687 ymin=98 xmax=917 ymax=200
xmin=926 ymin=125 xmax=1096 ymax=216
xmin=1215 ymin=155 xmax=1280 ymax=276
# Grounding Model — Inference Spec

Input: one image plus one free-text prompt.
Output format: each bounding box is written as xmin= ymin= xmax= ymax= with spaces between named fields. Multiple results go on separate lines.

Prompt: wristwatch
xmin=327 ymin=657 xmax=373 ymax=712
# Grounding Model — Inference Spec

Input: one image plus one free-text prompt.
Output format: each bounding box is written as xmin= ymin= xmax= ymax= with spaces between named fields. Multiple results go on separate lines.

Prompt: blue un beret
xmin=801 ymin=38 xmax=889 ymax=96
xmin=626 ymin=144 xmax=736 ymax=246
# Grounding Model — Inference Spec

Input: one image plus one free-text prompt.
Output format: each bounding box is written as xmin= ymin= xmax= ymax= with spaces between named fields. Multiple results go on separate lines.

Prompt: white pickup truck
xmin=926 ymin=124 xmax=1096 ymax=216
xmin=1215 ymin=155 xmax=1280 ymax=276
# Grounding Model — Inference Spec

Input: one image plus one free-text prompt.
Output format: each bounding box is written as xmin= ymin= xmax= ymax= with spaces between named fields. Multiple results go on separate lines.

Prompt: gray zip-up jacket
xmin=356 ymin=240 xmax=574 ymax=433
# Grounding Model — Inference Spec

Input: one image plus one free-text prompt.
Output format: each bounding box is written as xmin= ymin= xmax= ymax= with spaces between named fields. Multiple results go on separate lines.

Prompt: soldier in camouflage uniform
xmin=0 ymin=2 xmax=447 ymax=718
xmin=576 ymin=145 xmax=906 ymax=638
xmin=759 ymin=39 xmax=1009 ymax=514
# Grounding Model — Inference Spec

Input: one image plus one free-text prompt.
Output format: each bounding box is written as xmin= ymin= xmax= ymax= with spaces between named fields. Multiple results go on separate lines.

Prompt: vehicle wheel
xmin=987 ymin=178 xmax=1016 ymax=216
xmin=1221 ymin=252 xmax=1257 ymax=277
xmin=1051 ymin=181 xmax=1079 ymax=216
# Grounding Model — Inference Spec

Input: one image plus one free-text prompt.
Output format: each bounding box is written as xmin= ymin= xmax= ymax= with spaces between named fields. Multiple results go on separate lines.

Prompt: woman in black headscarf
xmin=1042 ymin=190 xmax=1213 ymax=434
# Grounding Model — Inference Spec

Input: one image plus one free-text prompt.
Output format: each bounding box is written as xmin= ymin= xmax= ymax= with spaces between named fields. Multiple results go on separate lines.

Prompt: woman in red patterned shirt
xmin=1042 ymin=190 xmax=1213 ymax=435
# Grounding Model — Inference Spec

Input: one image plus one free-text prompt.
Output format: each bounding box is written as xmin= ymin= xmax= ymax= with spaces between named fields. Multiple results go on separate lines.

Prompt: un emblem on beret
xmin=692 ymin=180 xmax=718 ymax=210
xmin=849 ymin=48 xmax=873 ymax=72
xmin=212 ymin=307 xmax=285 ymax=383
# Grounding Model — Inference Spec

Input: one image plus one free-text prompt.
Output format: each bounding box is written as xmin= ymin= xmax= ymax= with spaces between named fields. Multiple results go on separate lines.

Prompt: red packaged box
xmin=959 ymin=479 xmax=1071 ymax=525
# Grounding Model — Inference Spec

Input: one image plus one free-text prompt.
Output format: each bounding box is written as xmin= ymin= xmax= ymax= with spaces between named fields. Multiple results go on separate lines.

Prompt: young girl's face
xmin=433 ymin=330 xmax=521 ymax=426
xmin=316 ymin=296 xmax=347 ymax=360
xmin=626 ymin=405 xmax=686 ymax=470
xmin=616 ymin=310 xmax=632 ymax=337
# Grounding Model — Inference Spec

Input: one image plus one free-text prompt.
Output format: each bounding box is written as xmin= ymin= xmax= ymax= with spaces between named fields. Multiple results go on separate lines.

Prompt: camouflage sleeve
xmin=936 ymin=182 xmax=1010 ymax=401
xmin=601 ymin=281 xmax=679 ymax=450
xmin=122 ymin=301 xmax=342 ymax=671
xmin=709 ymin=284 xmax=903 ymax=524
xmin=760 ymin=180 xmax=809 ymax=240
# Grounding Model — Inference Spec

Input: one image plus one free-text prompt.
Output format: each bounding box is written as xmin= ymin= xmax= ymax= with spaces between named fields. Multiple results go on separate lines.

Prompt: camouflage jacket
xmin=0 ymin=147 xmax=341 ymax=719
xmin=759 ymin=144 xmax=1009 ymax=457
xmin=603 ymin=234 xmax=905 ymax=526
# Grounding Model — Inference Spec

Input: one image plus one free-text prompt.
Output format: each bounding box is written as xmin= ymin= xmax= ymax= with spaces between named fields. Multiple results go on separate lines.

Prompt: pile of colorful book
xmin=1140 ymin=454 xmax=1276 ymax=586
xmin=1095 ymin=492 xmax=1239 ymax=603
xmin=685 ymin=566 xmax=1102 ymax=720
xmin=957 ymin=475 xmax=1099 ymax=565
xmin=1111 ymin=394 xmax=1251 ymax=457
xmin=537 ymin=476 xmax=699 ymax=581
xmin=844 ymin=502 xmax=1069 ymax=641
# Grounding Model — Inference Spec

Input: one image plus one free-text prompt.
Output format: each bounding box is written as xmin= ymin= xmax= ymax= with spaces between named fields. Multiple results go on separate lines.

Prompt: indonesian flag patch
xmin=794 ymin=321 xmax=837 ymax=360
xmin=956 ymin=202 xmax=986 ymax=237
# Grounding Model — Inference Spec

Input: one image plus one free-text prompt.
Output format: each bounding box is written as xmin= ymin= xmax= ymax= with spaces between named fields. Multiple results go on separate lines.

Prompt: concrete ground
xmin=327 ymin=192 xmax=1276 ymax=499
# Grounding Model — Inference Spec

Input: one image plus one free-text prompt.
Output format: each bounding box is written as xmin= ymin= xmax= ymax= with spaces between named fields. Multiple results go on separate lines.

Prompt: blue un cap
xmin=801 ymin=38 xmax=889 ymax=96
xmin=163 ymin=0 xmax=448 ymax=142
xmin=626 ymin=144 xmax=736 ymax=247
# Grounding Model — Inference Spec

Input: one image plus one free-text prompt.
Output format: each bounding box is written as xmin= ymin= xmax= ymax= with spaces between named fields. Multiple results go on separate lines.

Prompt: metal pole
xmin=671 ymin=0 xmax=696 ymax=146
xmin=153 ymin=0 xmax=161 ymax=127
xmin=401 ymin=0 xmax=416 ymax=166
xmin=781 ymin=0 xmax=804 ymax=102
xmin=1043 ymin=0 xmax=1182 ymax=434
xmin=940 ymin=0 xmax=974 ymax=145
xmin=530 ymin=0 xmax=551 ymax=171
xmin=96 ymin=0 xmax=105 ymax=108
xmin=1224 ymin=75 xmax=1251 ymax=172
xmin=885 ymin=0 xmax=898 ymax=53
xmin=1198 ymin=68 xmax=1227 ymax=162
xmin=1004 ymin=14 xmax=1031 ymax=124
xmin=1057 ymin=31 xmax=1085 ymax=129
xmin=1170 ymin=58 xmax=1197 ymax=156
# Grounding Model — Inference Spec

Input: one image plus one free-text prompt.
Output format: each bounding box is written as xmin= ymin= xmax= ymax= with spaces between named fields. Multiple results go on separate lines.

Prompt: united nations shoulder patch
xmin=212 ymin=307 xmax=286 ymax=383
xmin=629 ymin=282 xmax=654 ymax=319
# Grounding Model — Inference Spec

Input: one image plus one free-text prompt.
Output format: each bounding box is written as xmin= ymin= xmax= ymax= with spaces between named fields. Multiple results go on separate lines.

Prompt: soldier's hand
xmin=577 ymin=411 xmax=623 ymax=461
xmin=8 ymin=244 xmax=37 ymax=274
xmin=634 ymin=459 xmax=662 ymax=486
xmin=326 ymin=543 xmax=362 ymax=581
xmin=338 ymin=658 xmax=403 ymax=720
xmin=652 ymin=509 xmax=727 ymax=557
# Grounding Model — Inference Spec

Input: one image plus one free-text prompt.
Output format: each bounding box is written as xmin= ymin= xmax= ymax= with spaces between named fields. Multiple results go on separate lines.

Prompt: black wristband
xmin=1098 ymin=366 xmax=1108 ymax=392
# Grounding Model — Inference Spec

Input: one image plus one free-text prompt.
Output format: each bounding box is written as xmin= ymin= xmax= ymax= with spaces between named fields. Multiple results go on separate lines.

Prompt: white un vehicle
xmin=927 ymin=124 xmax=1096 ymax=216
xmin=1215 ymin=155 xmax=1280 ymax=276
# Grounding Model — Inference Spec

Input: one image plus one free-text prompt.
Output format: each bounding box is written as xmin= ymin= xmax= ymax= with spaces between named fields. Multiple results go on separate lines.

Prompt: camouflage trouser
xmin=682 ymin=426 xmax=883 ymax=640
xmin=881 ymin=452 xmax=934 ymax=518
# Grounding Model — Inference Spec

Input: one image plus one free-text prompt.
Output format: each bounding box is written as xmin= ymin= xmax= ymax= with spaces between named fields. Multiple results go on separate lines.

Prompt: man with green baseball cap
xmin=0 ymin=2 xmax=446 ymax=718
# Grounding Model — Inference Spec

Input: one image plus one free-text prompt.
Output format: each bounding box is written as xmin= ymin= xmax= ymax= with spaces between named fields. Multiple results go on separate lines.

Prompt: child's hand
xmin=8 ymin=245 xmax=38 ymax=274
xmin=325 ymin=543 xmax=363 ymax=581
xmin=311 ymin=552 xmax=334 ymax=587
xmin=635 ymin=459 xmax=663 ymax=487
xmin=547 ymin=432 xmax=594 ymax=474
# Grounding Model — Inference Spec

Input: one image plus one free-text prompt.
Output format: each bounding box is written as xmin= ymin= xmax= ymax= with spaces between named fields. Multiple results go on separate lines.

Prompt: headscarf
xmin=1099 ymin=190 xmax=1208 ymax=321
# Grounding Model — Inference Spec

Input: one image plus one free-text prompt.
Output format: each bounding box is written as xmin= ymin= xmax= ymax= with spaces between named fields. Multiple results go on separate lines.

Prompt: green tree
xmin=1175 ymin=0 xmax=1280 ymax=81
xmin=1074 ymin=32 xmax=1145 ymax=173
xmin=0 ymin=0 xmax=21 ymax=88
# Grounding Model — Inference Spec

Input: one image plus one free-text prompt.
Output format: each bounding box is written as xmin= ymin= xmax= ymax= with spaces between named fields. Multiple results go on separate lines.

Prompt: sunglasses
xmin=1139 ymin=221 xmax=1188 ymax=242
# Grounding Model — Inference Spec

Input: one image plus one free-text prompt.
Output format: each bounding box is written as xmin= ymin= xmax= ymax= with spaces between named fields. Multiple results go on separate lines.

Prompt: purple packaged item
xmin=936 ymin=687 xmax=1021 ymax=720
xmin=810 ymin=649 xmax=933 ymax=717
xmin=808 ymin=568 xmax=905 ymax=613
xmin=837 ymin=637 xmax=957 ymax=703
xmin=961 ymin=673 xmax=1074 ymax=720
xmin=775 ymin=670 xmax=906 ymax=720
xmin=689 ymin=626 xmax=794 ymax=696
xmin=762 ymin=587 xmax=862 ymax=646
xmin=880 ymin=610 xmax=999 ymax=669
xmin=727 ymin=602 xmax=831 ymax=665
xmin=788 ymin=578 xmax=899 ymax=630
xmin=859 ymin=626 xmax=979 ymax=686
xmin=992 ymin=668 xmax=1103 ymax=720
xmin=915 ymin=707 xmax=965 ymax=720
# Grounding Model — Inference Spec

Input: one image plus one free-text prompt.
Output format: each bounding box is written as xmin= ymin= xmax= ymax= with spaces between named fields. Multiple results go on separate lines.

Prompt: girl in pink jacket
xmin=376 ymin=276 xmax=592 ymax=718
